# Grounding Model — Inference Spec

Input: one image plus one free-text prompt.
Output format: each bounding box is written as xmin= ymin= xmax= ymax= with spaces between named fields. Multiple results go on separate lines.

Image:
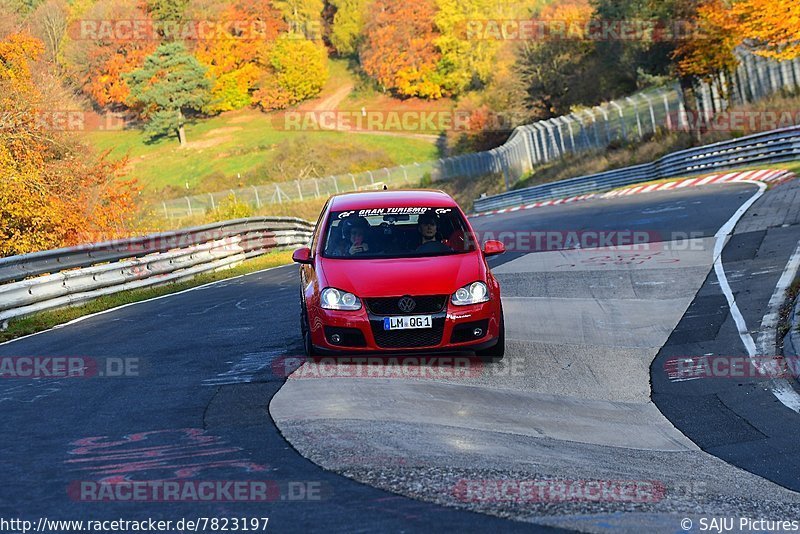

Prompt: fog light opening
xmin=473 ymin=328 xmax=483 ymax=338
xmin=331 ymin=334 xmax=342 ymax=344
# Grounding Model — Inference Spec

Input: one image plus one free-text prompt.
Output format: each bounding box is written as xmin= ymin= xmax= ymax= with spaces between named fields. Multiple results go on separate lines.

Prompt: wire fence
xmin=158 ymin=51 xmax=800 ymax=222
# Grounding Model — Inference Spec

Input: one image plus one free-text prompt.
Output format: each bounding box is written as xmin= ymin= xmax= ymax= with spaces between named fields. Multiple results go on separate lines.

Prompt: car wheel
xmin=476 ymin=313 xmax=504 ymax=362
xmin=300 ymin=303 xmax=317 ymax=358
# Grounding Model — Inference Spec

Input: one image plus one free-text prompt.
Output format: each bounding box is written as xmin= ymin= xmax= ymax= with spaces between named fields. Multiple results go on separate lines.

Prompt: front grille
xmin=366 ymin=295 xmax=447 ymax=316
xmin=370 ymin=318 xmax=445 ymax=348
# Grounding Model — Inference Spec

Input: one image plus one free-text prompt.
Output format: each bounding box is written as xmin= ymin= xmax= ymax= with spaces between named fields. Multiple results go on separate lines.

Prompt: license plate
xmin=383 ymin=315 xmax=433 ymax=330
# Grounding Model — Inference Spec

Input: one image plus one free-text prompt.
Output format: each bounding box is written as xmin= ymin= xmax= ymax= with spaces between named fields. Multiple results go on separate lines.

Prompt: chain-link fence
xmin=158 ymin=51 xmax=800 ymax=221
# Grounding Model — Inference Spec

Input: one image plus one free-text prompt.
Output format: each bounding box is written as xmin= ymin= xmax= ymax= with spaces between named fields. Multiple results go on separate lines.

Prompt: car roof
xmin=329 ymin=189 xmax=459 ymax=211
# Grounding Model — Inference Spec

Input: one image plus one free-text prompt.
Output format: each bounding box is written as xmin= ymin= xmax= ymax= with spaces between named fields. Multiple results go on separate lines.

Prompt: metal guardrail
xmin=0 ymin=217 xmax=313 ymax=323
xmin=473 ymin=125 xmax=800 ymax=213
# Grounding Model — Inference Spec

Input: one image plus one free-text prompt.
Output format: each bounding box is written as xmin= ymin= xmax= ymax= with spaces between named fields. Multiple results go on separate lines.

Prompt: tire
xmin=300 ymin=303 xmax=317 ymax=358
xmin=476 ymin=313 xmax=504 ymax=362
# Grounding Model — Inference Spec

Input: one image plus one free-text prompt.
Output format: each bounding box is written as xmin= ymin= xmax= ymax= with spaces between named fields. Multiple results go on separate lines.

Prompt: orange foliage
xmin=673 ymin=0 xmax=739 ymax=80
xmin=71 ymin=2 xmax=158 ymax=108
xmin=0 ymin=32 xmax=140 ymax=256
xmin=360 ymin=0 xmax=443 ymax=99
xmin=85 ymin=44 xmax=157 ymax=108
xmin=727 ymin=0 xmax=800 ymax=60
xmin=538 ymin=0 xmax=593 ymax=35
xmin=191 ymin=0 xmax=286 ymax=111
xmin=673 ymin=0 xmax=800 ymax=81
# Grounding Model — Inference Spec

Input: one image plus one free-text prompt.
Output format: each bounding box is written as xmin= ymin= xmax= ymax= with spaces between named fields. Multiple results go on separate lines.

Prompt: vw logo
xmin=397 ymin=296 xmax=416 ymax=313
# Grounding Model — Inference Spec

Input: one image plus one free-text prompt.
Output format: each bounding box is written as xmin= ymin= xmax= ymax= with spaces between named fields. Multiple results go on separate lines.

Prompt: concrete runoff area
xmin=271 ymin=183 xmax=800 ymax=532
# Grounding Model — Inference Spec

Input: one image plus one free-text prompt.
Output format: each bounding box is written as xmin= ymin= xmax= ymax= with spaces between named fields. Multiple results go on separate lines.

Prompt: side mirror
xmin=292 ymin=247 xmax=312 ymax=264
xmin=483 ymin=240 xmax=506 ymax=257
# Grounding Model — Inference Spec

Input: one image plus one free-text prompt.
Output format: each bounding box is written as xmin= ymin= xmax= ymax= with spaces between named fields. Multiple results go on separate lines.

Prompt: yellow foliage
xmin=0 ymin=32 xmax=140 ymax=257
xmin=729 ymin=0 xmax=800 ymax=60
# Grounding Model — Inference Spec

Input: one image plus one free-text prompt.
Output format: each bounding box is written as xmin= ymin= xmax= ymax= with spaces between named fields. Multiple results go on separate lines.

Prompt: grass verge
xmin=0 ymin=249 xmax=295 ymax=343
xmin=84 ymin=58 xmax=439 ymax=198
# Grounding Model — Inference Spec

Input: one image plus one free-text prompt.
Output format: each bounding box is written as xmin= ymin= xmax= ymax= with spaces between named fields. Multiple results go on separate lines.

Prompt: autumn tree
xmin=432 ymin=0 xmax=508 ymax=95
xmin=0 ymin=32 xmax=138 ymax=256
xmin=63 ymin=0 xmax=158 ymax=108
xmin=191 ymin=0 xmax=285 ymax=113
xmin=670 ymin=0 xmax=799 ymax=127
xmin=673 ymin=0 xmax=739 ymax=105
xmin=125 ymin=42 xmax=212 ymax=145
xmin=253 ymin=35 xmax=328 ymax=110
xmin=726 ymin=0 xmax=800 ymax=60
xmin=360 ymin=0 xmax=443 ymax=98
xmin=30 ymin=0 xmax=68 ymax=65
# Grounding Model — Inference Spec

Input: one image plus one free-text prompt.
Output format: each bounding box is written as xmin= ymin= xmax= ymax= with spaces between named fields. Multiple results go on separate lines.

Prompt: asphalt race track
xmin=3 ymin=180 xmax=800 ymax=533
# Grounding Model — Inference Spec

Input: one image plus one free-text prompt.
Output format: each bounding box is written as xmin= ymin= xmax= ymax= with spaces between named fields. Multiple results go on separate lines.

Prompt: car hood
xmin=318 ymin=253 xmax=486 ymax=298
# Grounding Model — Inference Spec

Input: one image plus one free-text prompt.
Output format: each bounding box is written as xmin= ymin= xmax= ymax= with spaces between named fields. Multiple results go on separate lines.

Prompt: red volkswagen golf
xmin=292 ymin=190 xmax=506 ymax=359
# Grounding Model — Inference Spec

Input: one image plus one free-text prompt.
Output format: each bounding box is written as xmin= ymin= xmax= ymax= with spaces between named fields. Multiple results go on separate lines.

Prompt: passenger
xmin=415 ymin=211 xmax=452 ymax=253
xmin=339 ymin=216 xmax=371 ymax=256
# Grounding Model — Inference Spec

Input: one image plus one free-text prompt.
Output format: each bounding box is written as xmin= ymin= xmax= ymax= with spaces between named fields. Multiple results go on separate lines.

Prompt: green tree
xmin=516 ymin=1 xmax=597 ymax=117
xmin=433 ymin=0 xmax=505 ymax=95
xmin=328 ymin=0 xmax=370 ymax=55
xmin=145 ymin=0 xmax=189 ymax=23
xmin=517 ymin=39 xmax=595 ymax=118
xmin=273 ymin=0 xmax=324 ymax=36
xmin=589 ymin=0 xmax=680 ymax=94
xmin=124 ymin=42 xmax=212 ymax=145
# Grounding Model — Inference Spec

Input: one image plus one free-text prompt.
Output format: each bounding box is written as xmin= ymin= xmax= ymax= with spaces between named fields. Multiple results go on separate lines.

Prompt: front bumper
xmin=307 ymin=300 xmax=502 ymax=354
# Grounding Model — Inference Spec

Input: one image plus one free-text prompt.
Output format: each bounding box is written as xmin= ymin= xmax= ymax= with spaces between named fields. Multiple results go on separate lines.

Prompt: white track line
xmin=713 ymin=180 xmax=800 ymax=413
xmin=756 ymin=241 xmax=800 ymax=413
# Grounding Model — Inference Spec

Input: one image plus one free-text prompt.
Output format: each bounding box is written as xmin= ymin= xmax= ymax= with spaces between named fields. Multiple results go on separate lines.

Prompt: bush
xmin=208 ymin=194 xmax=253 ymax=222
xmin=253 ymin=37 xmax=329 ymax=111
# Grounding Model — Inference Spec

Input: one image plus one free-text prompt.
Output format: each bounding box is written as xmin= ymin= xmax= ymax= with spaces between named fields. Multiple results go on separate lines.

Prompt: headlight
xmin=320 ymin=288 xmax=362 ymax=310
xmin=451 ymin=282 xmax=489 ymax=306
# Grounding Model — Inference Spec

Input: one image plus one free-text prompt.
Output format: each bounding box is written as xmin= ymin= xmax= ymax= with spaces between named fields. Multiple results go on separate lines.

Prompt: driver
xmin=339 ymin=216 xmax=371 ymax=256
xmin=415 ymin=211 xmax=452 ymax=253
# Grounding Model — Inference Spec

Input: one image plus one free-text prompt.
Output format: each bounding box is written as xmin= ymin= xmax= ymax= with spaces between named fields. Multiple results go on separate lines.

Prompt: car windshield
xmin=322 ymin=207 xmax=478 ymax=259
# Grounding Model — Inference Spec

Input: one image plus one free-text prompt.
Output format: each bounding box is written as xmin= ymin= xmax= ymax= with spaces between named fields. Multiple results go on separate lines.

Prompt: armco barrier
xmin=0 ymin=217 xmax=313 ymax=323
xmin=473 ymin=125 xmax=800 ymax=213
